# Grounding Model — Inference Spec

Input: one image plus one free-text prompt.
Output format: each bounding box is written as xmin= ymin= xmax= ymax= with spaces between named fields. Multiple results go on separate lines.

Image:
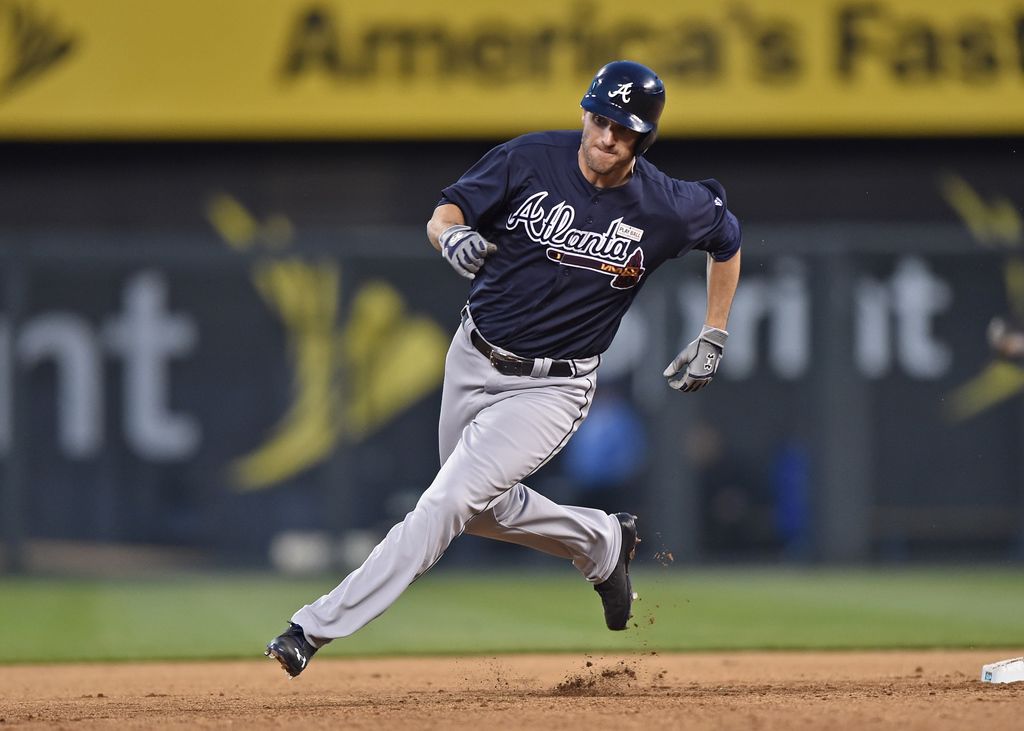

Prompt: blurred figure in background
xmin=689 ymin=425 xmax=809 ymax=560
xmin=561 ymin=383 xmax=649 ymax=515
xmin=688 ymin=424 xmax=767 ymax=558
xmin=771 ymin=439 xmax=812 ymax=561
xmin=988 ymin=316 xmax=1024 ymax=361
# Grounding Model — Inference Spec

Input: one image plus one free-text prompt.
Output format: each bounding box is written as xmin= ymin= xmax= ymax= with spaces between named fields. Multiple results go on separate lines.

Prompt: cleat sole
xmin=265 ymin=647 xmax=296 ymax=677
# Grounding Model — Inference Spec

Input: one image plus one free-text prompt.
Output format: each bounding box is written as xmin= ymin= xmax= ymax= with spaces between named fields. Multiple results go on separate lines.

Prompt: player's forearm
xmin=704 ymin=250 xmax=741 ymax=330
xmin=426 ymin=203 xmax=466 ymax=252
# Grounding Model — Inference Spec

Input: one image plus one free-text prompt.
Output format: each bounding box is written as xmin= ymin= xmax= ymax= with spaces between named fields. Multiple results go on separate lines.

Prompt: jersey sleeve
xmin=439 ymin=143 xmax=513 ymax=229
xmin=679 ymin=178 xmax=742 ymax=262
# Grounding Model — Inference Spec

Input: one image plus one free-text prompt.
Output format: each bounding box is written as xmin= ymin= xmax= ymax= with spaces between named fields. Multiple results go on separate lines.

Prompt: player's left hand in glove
xmin=439 ymin=224 xmax=497 ymax=279
xmin=663 ymin=325 xmax=728 ymax=392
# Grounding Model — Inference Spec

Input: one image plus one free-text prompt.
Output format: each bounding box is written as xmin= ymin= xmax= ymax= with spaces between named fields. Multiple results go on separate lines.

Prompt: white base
xmin=981 ymin=657 xmax=1024 ymax=684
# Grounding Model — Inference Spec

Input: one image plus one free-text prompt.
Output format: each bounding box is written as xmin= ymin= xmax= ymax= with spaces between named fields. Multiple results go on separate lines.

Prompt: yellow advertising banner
xmin=0 ymin=0 xmax=1022 ymax=139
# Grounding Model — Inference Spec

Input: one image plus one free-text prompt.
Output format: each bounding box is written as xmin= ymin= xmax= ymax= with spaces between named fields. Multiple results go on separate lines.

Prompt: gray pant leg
xmin=439 ymin=324 xmax=620 ymax=582
xmin=291 ymin=325 xmax=618 ymax=644
xmin=449 ymin=380 xmax=619 ymax=583
xmin=464 ymin=485 xmax=622 ymax=582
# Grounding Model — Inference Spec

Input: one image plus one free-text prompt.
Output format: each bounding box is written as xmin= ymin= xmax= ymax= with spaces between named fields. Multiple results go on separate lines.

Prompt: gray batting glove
xmin=663 ymin=325 xmax=728 ymax=392
xmin=439 ymin=224 xmax=497 ymax=279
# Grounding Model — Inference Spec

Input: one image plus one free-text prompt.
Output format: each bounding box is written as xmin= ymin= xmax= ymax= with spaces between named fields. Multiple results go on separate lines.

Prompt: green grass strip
xmin=1 ymin=567 xmax=1022 ymax=663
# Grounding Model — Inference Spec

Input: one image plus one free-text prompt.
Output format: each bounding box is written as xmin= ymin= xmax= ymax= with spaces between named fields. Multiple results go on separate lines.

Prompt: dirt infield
xmin=1 ymin=650 xmax=1021 ymax=729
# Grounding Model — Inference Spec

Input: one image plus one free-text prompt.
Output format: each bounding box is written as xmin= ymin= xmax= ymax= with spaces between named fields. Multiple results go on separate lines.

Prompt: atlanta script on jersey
xmin=440 ymin=130 xmax=741 ymax=360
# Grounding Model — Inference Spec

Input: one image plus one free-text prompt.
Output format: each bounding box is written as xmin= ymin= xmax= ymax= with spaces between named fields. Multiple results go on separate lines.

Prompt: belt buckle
xmin=490 ymin=351 xmax=523 ymax=376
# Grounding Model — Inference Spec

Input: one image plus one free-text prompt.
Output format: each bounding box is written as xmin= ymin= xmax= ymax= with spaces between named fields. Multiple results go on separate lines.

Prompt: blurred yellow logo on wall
xmin=942 ymin=176 xmax=1024 ymax=422
xmin=206 ymin=194 xmax=448 ymax=490
xmin=0 ymin=0 xmax=1022 ymax=137
xmin=0 ymin=0 xmax=76 ymax=100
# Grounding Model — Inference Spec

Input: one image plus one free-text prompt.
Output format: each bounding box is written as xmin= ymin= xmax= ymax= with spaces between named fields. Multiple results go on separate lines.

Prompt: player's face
xmin=579 ymin=112 xmax=641 ymax=184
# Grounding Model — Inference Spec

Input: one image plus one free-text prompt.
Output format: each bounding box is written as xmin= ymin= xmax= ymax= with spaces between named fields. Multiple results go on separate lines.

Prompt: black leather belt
xmin=467 ymin=327 xmax=574 ymax=378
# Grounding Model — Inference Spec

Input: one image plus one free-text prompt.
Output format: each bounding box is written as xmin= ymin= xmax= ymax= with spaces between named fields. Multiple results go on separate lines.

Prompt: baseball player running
xmin=266 ymin=60 xmax=742 ymax=678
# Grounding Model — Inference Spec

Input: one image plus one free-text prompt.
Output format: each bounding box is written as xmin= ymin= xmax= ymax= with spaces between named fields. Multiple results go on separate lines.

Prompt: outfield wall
xmin=1 ymin=197 xmax=1021 ymax=570
xmin=1 ymin=134 xmax=1022 ymax=571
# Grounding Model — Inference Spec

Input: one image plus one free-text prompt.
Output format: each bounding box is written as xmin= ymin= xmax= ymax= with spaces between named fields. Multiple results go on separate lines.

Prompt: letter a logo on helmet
xmin=608 ymin=82 xmax=633 ymax=103
xmin=581 ymin=60 xmax=665 ymax=155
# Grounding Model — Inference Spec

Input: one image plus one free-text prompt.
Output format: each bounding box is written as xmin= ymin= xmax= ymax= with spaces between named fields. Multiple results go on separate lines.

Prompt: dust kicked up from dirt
xmin=553 ymin=656 xmax=670 ymax=696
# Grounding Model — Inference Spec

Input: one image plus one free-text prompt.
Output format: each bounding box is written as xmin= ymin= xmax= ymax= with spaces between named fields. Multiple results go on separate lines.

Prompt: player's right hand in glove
xmin=439 ymin=224 xmax=497 ymax=279
xmin=663 ymin=325 xmax=728 ymax=392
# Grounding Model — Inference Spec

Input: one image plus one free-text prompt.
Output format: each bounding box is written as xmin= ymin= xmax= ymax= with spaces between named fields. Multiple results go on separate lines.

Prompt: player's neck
xmin=577 ymin=149 xmax=636 ymax=189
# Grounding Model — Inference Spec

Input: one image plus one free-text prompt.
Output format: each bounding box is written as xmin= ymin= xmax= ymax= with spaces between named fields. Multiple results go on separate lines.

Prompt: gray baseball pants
xmin=291 ymin=311 xmax=624 ymax=646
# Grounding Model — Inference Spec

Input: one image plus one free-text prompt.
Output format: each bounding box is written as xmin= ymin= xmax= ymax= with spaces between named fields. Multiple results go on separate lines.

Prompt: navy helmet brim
xmin=580 ymin=96 xmax=656 ymax=134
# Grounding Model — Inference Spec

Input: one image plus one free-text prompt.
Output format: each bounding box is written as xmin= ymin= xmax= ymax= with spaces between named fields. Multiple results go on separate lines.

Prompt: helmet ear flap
xmin=636 ymin=129 xmax=657 ymax=156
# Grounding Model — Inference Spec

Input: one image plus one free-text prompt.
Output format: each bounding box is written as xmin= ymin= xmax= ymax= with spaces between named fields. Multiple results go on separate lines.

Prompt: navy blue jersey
xmin=440 ymin=130 xmax=741 ymax=360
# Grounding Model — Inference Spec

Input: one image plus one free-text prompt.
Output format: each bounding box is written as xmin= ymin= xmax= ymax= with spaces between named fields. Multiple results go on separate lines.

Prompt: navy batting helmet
xmin=581 ymin=60 xmax=665 ymax=155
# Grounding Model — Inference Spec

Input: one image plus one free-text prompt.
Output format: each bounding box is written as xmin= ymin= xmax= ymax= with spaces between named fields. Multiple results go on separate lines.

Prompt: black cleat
xmin=594 ymin=513 xmax=640 ymax=631
xmin=265 ymin=622 xmax=318 ymax=678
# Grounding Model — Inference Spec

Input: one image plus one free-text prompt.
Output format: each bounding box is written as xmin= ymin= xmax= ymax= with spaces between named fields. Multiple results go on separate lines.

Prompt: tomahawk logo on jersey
xmin=440 ymin=130 xmax=741 ymax=360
